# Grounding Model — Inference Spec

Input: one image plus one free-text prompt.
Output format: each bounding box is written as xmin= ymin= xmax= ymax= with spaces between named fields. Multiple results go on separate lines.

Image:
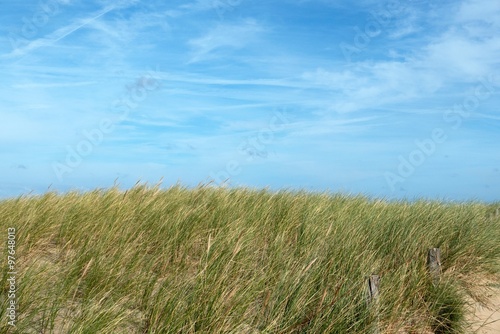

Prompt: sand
xmin=468 ymin=287 xmax=500 ymax=333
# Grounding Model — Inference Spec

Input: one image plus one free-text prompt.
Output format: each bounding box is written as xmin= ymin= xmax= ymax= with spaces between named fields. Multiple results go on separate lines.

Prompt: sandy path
xmin=468 ymin=287 xmax=500 ymax=333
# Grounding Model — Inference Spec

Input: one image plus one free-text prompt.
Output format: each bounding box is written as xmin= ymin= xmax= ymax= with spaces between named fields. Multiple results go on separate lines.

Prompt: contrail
xmin=51 ymin=5 xmax=115 ymax=44
xmin=5 ymin=5 xmax=116 ymax=60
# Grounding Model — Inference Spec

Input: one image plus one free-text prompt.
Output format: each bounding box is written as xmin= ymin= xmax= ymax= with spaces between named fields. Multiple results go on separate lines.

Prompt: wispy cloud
xmin=456 ymin=0 xmax=500 ymax=24
xmin=300 ymin=62 xmax=443 ymax=114
xmin=13 ymin=81 xmax=97 ymax=89
xmin=180 ymin=0 xmax=217 ymax=12
xmin=187 ymin=19 xmax=265 ymax=63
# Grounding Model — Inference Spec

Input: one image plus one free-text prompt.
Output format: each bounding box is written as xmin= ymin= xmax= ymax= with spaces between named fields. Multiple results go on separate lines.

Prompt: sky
xmin=0 ymin=0 xmax=499 ymax=202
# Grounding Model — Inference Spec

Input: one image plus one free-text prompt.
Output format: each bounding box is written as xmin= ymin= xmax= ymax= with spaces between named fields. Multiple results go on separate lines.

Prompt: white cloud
xmin=299 ymin=0 xmax=500 ymax=115
xmin=387 ymin=7 xmax=421 ymax=40
xmin=456 ymin=0 xmax=500 ymax=25
xmin=419 ymin=0 xmax=500 ymax=80
xmin=300 ymin=61 xmax=444 ymax=114
xmin=423 ymin=35 xmax=496 ymax=78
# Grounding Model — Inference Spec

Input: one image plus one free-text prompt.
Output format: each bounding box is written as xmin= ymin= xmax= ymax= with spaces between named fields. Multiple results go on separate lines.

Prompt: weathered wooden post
xmin=427 ymin=248 xmax=441 ymax=284
xmin=367 ymin=274 xmax=380 ymax=334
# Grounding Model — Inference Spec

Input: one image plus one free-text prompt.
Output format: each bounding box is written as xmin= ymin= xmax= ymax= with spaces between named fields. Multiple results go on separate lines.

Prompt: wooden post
xmin=367 ymin=274 xmax=380 ymax=334
xmin=368 ymin=274 xmax=380 ymax=302
xmin=427 ymin=248 xmax=441 ymax=284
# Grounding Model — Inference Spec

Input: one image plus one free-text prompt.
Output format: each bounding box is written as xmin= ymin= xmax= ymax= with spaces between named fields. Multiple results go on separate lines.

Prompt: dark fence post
xmin=367 ymin=274 xmax=380 ymax=334
xmin=427 ymin=248 xmax=441 ymax=284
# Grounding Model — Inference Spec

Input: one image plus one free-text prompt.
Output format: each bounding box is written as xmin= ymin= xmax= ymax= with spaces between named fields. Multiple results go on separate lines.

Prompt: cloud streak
xmin=188 ymin=19 xmax=264 ymax=63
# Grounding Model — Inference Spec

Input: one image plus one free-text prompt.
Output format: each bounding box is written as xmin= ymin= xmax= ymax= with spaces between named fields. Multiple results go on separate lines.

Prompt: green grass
xmin=0 ymin=184 xmax=499 ymax=333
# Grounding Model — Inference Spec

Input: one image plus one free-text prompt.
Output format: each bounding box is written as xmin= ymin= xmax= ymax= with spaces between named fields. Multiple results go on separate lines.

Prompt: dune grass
xmin=0 ymin=184 xmax=499 ymax=333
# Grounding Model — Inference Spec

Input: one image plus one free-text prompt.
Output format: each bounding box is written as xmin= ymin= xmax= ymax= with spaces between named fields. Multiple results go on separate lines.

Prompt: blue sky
xmin=1 ymin=0 xmax=499 ymax=201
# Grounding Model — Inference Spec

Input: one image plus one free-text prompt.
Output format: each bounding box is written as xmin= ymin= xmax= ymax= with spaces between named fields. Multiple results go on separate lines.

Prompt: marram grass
xmin=0 ymin=184 xmax=498 ymax=333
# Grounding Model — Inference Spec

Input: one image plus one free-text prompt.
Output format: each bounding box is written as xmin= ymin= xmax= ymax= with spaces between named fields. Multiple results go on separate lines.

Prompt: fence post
xmin=427 ymin=248 xmax=441 ymax=284
xmin=367 ymin=274 xmax=380 ymax=334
